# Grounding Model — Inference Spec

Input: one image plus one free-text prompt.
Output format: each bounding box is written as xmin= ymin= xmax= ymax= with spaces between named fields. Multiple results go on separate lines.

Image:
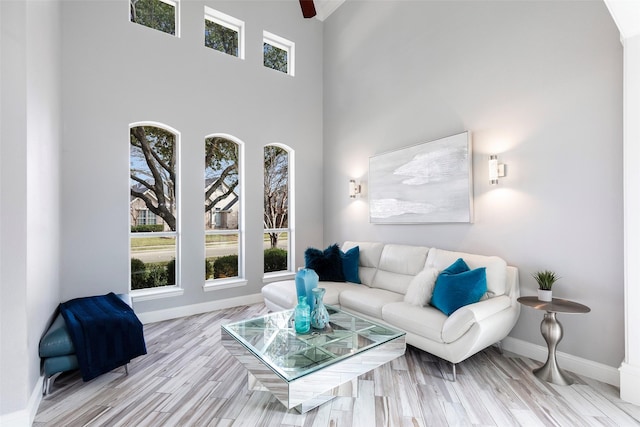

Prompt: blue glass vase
xmin=310 ymin=287 xmax=330 ymax=330
xmin=294 ymin=296 xmax=311 ymax=334
xmin=295 ymin=268 xmax=319 ymax=312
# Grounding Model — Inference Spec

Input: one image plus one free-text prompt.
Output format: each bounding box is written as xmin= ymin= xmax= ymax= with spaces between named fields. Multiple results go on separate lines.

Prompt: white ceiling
xmin=604 ymin=0 xmax=640 ymax=39
xmin=314 ymin=0 xmax=639 ymax=40
xmin=313 ymin=0 xmax=346 ymax=21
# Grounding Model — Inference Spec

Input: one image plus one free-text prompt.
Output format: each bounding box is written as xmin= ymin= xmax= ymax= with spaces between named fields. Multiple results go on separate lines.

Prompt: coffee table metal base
xmin=222 ymin=329 xmax=405 ymax=413
xmin=248 ymin=372 xmax=358 ymax=413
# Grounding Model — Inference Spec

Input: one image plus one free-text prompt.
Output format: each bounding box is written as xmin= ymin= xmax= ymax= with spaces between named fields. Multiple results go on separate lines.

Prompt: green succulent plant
xmin=532 ymin=270 xmax=559 ymax=290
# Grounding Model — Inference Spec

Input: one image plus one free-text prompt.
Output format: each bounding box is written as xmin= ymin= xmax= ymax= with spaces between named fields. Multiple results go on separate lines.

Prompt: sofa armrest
xmin=442 ymin=295 xmax=512 ymax=343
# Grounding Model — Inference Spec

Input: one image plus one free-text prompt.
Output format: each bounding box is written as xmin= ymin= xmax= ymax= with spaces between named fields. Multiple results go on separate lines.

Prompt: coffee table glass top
xmin=222 ymin=306 xmax=405 ymax=382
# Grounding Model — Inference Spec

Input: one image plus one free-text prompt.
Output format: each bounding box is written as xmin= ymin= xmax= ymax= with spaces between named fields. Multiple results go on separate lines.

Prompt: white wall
xmin=0 ymin=0 xmax=62 ymax=421
xmin=60 ymin=1 xmax=324 ymax=313
xmin=323 ymin=0 xmax=624 ymax=367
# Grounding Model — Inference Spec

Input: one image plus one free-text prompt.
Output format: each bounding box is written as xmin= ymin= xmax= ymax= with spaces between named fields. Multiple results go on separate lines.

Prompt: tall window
xmin=263 ymin=31 xmax=295 ymax=76
xmin=130 ymin=124 xmax=179 ymax=290
xmin=205 ymin=135 xmax=241 ymax=282
xmin=204 ymin=7 xmax=244 ymax=59
xmin=130 ymin=0 xmax=178 ymax=36
xmin=264 ymin=145 xmax=292 ymax=273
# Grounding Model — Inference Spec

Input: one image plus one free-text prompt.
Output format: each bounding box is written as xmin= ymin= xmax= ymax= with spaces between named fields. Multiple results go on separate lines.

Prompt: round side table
xmin=517 ymin=296 xmax=590 ymax=386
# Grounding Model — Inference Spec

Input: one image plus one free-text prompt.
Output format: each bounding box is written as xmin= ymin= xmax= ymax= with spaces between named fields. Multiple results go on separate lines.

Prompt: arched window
xmin=264 ymin=144 xmax=293 ymax=274
xmin=205 ymin=135 xmax=243 ymax=285
xmin=129 ymin=123 xmax=179 ymax=291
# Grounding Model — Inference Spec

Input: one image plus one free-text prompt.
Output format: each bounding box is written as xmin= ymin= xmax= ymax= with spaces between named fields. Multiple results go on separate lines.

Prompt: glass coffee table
xmin=221 ymin=306 xmax=406 ymax=413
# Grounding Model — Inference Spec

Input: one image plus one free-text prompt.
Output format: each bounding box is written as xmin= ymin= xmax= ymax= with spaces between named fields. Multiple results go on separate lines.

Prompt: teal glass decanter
xmin=294 ymin=296 xmax=311 ymax=334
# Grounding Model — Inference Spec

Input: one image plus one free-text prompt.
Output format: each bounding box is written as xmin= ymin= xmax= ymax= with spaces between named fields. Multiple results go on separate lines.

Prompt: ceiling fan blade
xmin=299 ymin=0 xmax=317 ymax=18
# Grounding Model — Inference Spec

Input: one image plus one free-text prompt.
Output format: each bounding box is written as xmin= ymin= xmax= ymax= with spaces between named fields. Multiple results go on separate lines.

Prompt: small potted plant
xmin=532 ymin=270 xmax=559 ymax=302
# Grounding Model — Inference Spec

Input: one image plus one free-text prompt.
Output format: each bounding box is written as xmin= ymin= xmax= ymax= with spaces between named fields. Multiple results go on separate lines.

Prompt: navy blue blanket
xmin=60 ymin=292 xmax=146 ymax=381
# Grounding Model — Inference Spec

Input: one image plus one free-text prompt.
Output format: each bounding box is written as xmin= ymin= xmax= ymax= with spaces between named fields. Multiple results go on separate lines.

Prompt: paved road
xmin=132 ymin=241 xmax=287 ymax=263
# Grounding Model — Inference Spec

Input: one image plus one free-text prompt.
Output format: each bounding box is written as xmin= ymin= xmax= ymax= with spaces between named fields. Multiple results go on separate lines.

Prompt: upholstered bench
xmin=39 ymin=293 xmax=131 ymax=395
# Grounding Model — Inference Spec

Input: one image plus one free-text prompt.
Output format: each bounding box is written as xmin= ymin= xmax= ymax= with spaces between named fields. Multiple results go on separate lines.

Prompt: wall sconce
xmin=488 ymin=155 xmax=506 ymax=185
xmin=349 ymin=179 xmax=361 ymax=198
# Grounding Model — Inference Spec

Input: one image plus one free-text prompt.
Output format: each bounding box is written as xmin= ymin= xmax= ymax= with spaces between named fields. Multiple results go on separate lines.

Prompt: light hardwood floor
xmin=34 ymin=304 xmax=640 ymax=426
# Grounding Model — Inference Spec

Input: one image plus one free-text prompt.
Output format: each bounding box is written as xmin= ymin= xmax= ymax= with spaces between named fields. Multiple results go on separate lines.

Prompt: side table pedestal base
xmin=533 ymin=311 xmax=573 ymax=386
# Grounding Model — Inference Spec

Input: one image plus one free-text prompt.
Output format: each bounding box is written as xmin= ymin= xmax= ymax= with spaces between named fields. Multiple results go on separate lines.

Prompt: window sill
xmin=263 ymin=271 xmax=295 ymax=283
xmin=203 ymin=278 xmax=248 ymax=292
xmin=131 ymin=286 xmax=184 ymax=302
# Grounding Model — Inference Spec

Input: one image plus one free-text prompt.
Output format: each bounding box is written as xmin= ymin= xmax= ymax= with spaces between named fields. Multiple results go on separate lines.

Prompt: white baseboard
xmin=620 ymin=362 xmax=640 ymax=405
xmin=0 ymin=376 xmax=43 ymax=427
xmin=502 ymin=336 xmax=620 ymax=386
xmin=136 ymin=293 xmax=264 ymax=324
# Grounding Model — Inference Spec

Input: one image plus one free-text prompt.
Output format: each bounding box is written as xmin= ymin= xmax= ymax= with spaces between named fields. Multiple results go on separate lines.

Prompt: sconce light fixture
xmin=488 ymin=155 xmax=506 ymax=185
xmin=349 ymin=179 xmax=361 ymax=198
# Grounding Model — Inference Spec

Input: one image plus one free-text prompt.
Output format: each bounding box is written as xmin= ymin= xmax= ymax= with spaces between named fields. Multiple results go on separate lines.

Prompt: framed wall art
xmin=369 ymin=131 xmax=473 ymax=224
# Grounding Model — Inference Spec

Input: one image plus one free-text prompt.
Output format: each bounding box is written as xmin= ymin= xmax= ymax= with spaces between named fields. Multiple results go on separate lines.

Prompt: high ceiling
xmin=313 ymin=0 xmax=638 ymax=40
xmin=604 ymin=0 xmax=640 ymax=39
xmin=313 ymin=0 xmax=346 ymax=21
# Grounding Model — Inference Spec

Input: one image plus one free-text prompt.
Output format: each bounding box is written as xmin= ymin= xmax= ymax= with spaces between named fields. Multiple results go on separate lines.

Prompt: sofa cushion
xmin=262 ymin=280 xmax=355 ymax=309
xmin=339 ymin=287 xmax=404 ymax=319
xmin=381 ymin=302 xmax=447 ymax=343
xmin=341 ymin=246 xmax=361 ymax=284
xmin=431 ymin=266 xmax=487 ymax=316
xmin=404 ymin=267 xmax=439 ymax=306
xmin=305 ymin=244 xmax=345 ymax=282
xmin=426 ymin=248 xmax=507 ymax=297
xmin=371 ymin=244 xmax=429 ymax=294
xmin=342 ymin=241 xmax=384 ymax=286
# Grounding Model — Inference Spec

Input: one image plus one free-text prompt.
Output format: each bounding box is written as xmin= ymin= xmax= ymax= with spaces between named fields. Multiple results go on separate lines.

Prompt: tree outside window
xmin=263 ymin=43 xmax=288 ymax=74
xmin=130 ymin=0 xmax=176 ymax=36
xmin=205 ymin=136 xmax=241 ymax=281
xmin=205 ymin=21 xmax=238 ymax=56
xmin=264 ymin=145 xmax=290 ymax=273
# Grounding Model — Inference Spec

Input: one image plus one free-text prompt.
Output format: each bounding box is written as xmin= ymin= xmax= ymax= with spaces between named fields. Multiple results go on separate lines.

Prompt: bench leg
xmin=43 ymin=372 xmax=62 ymax=396
xmin=125 ymin=364 xmax=129 ymax=375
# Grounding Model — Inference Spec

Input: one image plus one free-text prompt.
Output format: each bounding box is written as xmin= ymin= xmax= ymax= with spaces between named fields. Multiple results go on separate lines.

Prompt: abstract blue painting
xmin=369 ymin=131 xmax=473 ymax=223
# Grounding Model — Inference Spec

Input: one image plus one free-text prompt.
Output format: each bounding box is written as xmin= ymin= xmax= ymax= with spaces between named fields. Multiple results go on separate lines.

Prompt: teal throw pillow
xmin=442 ymin=257 xmax=470 ymax=275
xmin=431 ymin=260 xmax=487 ymax=316
xmin=305 ymin=244 xmax=345 ymax=282
xmin=340 ymin=246 xmax=361 ymax=284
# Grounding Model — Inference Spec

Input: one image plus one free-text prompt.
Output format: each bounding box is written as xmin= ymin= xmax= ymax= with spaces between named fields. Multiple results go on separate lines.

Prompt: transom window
xmin=204 ymin=7 xmax=244 ymax=59
xmin=205 ymin=135 xmax=242 ymax=284
xmin=130 ymin=124 xmax=179 ymax=290
xmin=263 ymin=31 xmax=295 ymax=76
xmin=130 ymin=0 xmax=178 ymax=36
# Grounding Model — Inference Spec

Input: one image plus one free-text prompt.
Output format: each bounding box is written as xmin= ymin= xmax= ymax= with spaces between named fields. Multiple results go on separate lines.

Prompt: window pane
xmin=205 ymin=234 xmax=239 ymax=279
xmin=263 ymin=43 xmax=288 ymax=73
xmin=264 ymin=232 xmax=288 ymax=273
xmin=264 ymin=146 xmax=288 ymax=229
xmin=205 ymin=20 xmax=238 ymax=56
xmin=130 ymin=236 xmax=176 ymax=289
xmin=130 ymin=126 xmax=177 ymax=232
xmin=205 ymin=137 xmax=239 ymax=231
xmin=130 ymin=0 xmax=176 ymax=35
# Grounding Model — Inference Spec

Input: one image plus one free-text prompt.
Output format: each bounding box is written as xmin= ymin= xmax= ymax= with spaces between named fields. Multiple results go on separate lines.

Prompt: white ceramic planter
xmin=538 ymin=289 xmax=553 ymax=302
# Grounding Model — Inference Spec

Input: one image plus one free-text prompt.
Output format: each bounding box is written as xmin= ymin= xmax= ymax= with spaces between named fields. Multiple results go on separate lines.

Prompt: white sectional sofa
xmin=261 ymin=241 xmax=520 ymax=379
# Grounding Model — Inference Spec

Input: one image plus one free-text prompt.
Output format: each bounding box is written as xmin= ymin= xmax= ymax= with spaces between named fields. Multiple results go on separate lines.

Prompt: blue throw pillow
xmin=340 ymin=246 xmax=361 ymax=284
xmin=431 ymin=263 xmax=487 ymax=316
xmin=442 ymin=257 xmax=470 ymax=275
xmin=305 ymin=244 xmax=345 ymax=282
